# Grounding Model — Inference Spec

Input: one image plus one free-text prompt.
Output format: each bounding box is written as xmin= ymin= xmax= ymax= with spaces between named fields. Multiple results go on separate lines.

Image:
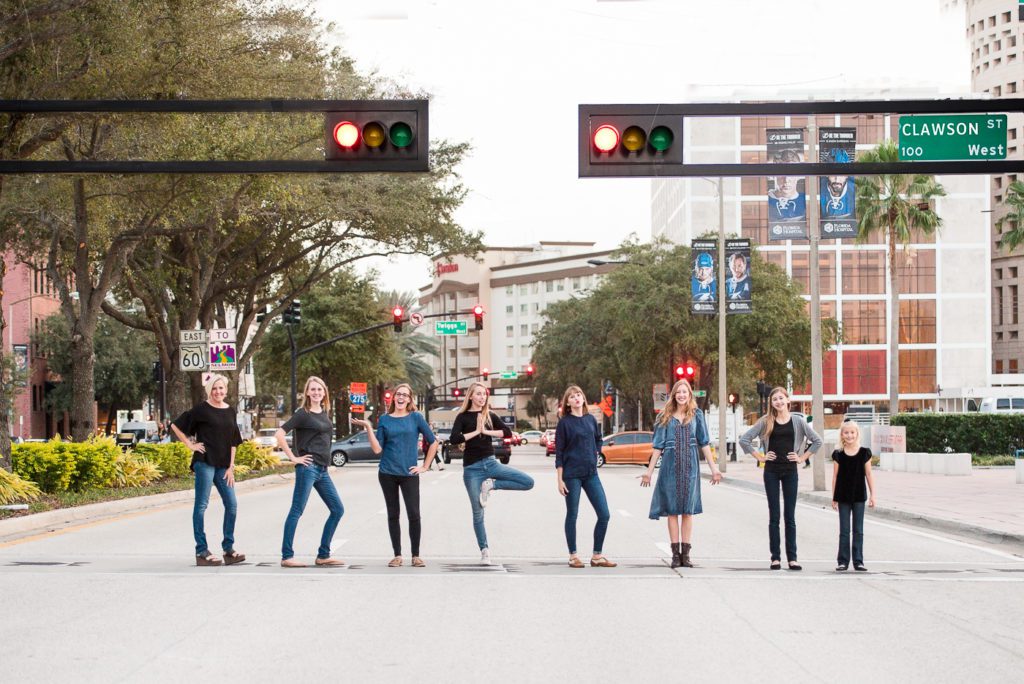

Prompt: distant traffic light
xmin=728 ymin=393 xmax=738 ymax=407
xmin=685 ymin=364 xmax=695 ymax=379
xmin=674 ymin=365 xmax=686 ymax=380
xmin=392 ymin=306 xmax=404 ymax=333
xmin=256 ymin=305 xmax=269 ymax=324
xmin=324 ymin=101 xmax=429 ymax=172
xmin=525 ymin=364 xmax=534 ymax=379
xmin=282 ymin=300 xmax=301 ymax=325
xmin=384 ymin=390 xmax=393 ymax=405
xmin=481 ymin=368 xmax=489 ymax=381
xmin=452 ymin=388 xmax=462 ymax=398
xmin=473 ymin=304 xmax=484 ymax=331
xmin=580 ymin=105 xmax=684 ymax=177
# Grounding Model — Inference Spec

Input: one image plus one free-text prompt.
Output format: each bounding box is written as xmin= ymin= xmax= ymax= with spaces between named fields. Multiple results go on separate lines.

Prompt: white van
xmin=978 ymin=397 xmax=1024 ymax=414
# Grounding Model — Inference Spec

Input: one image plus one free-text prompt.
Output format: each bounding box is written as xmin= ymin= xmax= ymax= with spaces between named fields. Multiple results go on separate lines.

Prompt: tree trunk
xmin=165 ymin=363 xmax=192 ymax=419
xmin=104 ymin=402 xmax=117 ymax=436
xmin=69 ymin=327 xmax=96 ymax=441
xmin=888 ymin=226 xmax=900 ymax=417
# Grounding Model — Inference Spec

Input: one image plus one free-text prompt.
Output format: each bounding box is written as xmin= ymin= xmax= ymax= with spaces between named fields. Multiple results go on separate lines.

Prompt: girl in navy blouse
xmin=555 ymin=385 xmax=616 ymax=569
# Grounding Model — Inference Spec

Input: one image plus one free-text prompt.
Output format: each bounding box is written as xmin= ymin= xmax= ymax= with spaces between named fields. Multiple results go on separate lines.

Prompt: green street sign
xmin=898 ymin=114 xmax=1007 ymax=161
xmin=499 ymin=371 xmax=519 ymax=380
xmin=434 ymin=320 xmax=468 ymax=336
xmin=694 ymin=390 xmax=707 ymax=397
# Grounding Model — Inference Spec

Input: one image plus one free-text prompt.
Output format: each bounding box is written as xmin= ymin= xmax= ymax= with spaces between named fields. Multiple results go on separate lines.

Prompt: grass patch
xmin=972 ymin=455 xmax=1016 ymax=466
xmin=0 ymin=464 xmax=290 ymax=519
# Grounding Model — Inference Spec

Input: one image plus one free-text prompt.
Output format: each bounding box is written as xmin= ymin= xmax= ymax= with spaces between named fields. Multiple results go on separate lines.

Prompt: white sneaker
xmin=480 ymin=549 xmax=491 ymax=566
xmin=479 ymin=478 xmax=495 ymax=507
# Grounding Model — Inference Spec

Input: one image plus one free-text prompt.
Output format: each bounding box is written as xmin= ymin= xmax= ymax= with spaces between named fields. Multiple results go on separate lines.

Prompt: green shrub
xmin=891 ymin=413 xmax=1024 ymax=455
xmin=12 ymin=436 xmax=118 ymax=493
xmin=235 ymin=440 xmax=278 ymax=470
xmin=133 ymin=442 xmax=191 ymax=478
xmin=109 ymin=452 xmax=162 ymax=488
xmin=0 ymin=468 xmax=42 ymax=504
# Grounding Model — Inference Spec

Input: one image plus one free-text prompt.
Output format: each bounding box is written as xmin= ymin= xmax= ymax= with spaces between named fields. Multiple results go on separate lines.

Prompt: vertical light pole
xmin=807 ymin=121 xmax=826 ymax=491
xmin=715 ymin=177 xmax=728 ymax=473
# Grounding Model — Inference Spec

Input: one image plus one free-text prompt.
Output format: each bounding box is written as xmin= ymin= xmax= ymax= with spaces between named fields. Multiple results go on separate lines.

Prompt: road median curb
xmin=0 ymin=470 xmax=294 ymax=541
xmin=704 ymin=471 xmax=1024 ymax=552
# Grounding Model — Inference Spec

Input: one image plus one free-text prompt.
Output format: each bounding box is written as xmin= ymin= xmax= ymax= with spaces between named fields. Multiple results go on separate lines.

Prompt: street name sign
xmin=499 ymin=371 xmax=519 ymax=380
xmin=898 ymin=114 xmax=1007 ymax=160
xmin=694 ymin=390 xmax=707 ymax=398
xmin=435 ymin=320 xmax=468 ymax=336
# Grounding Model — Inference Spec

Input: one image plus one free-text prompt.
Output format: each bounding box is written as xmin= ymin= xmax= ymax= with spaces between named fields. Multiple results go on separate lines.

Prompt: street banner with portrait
xmin=725 ymin=239 xmax=752 ymax=314
xmin=690 ymin=239 xmax=717 ymax=315
xmin=766 ymin=128 xmax=807 ymax=241
xmin=12 ymin=343 xmax=28 ymax=386
xmin=818 ymin=127 xmax=857 ymax=239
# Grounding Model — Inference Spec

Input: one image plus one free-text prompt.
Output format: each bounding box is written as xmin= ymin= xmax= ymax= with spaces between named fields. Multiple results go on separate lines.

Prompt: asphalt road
xmin=2 ymin=445 xmax=1022 ymax=682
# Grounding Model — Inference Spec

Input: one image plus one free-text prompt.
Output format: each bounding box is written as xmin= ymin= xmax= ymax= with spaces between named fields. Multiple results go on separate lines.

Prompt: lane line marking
xmin=617 ymin=509 xmax=632 ymax=517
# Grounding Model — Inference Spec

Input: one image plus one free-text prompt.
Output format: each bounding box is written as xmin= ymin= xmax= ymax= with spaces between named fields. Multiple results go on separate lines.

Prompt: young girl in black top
xmin=277 ymin=376 xmax=345 ymax=568
xmin=448 ymin=382 xmax=534 ymax=565
xmin=171 ymin=374 xmax=244 ymax=567
xmin=831 ymin=421 xmax=876 ymax=572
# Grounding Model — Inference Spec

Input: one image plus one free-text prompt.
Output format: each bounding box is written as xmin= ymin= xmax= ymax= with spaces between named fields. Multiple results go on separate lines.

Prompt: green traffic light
xmin=390 ymin=122 xmax=414 ymax=148
xmin=649 ymin=126 xmax=673 ymax=151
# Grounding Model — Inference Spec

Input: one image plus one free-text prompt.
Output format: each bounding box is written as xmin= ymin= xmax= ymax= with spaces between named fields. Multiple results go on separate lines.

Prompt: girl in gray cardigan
xmin=738 ymin=386 xmax=822 ymax=570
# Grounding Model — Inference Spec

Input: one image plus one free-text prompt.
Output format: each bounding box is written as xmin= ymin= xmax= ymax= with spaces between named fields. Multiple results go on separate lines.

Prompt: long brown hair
xmin=387 ymin=383 xmax=417 ymax=414
xmin=559 ymin=385 xmax=587 ymax=417
xmin=301 ymin=376 xmax=330 ymax=414
xmin=657 ymin=379 xmax=697 ymax=427
xmin=458 ymin=381 xmax=492 ymax=429
xmin=763 ymin=386 xmax=790 ymax=442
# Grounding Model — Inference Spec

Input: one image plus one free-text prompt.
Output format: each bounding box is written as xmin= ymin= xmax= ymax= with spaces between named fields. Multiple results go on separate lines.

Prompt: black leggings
xmin=378 ymin=472 xmax=421 ymax=556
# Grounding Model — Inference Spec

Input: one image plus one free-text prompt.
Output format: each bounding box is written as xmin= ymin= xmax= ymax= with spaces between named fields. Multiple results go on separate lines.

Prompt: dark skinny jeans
xmin=763 ymin=468 xmax=799 ymax=562
xmin=564 ymin=474 xmax=610 ymax=555
xmin=837 ymin=501 xmax=866 ymax=566
xmin=378 ymin=472 xmax=421 ymax=557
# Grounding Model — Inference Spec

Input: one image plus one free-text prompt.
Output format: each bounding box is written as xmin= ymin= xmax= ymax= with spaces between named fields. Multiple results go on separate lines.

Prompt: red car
xmin=546 ymin=434 xmax=556 ymax=456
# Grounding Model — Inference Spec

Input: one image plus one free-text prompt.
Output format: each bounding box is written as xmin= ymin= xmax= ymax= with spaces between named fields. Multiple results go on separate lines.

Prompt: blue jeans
xmin=763 ymin=468 xmax=799 ymax=562
xmin=193 ymin=461 xmax=237 ymax=556
xmin=564 ymin=474 xmax=610 ymax=555
xmin=282 ymin=464 xmax=345 ymax=560
xmin=462 ymin=457 xmax=535 ymax=550
xmin=837 ymin=501 xmax=865 ymax=566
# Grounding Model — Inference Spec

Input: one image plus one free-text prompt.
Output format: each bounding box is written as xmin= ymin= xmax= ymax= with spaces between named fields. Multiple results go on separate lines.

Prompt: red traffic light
xmin=392 ymin=305 xmax=404 ymax=332
xmin=384 ymin=390 xmax=393 ymax=404
xmin=453 ymin=388 xmax=462 ymax=398
xmin=323 ymin=102 xmax=428 ymax=171
xmin=333 ymin=121 xmax=360 ymax=149
xmin=685 ymin=365 xmax=695 ymax=378
xmin=473 ymin=304 xmax=484 ymax=331
xmin=728 ymin=393 xmax=738 ymax=406
xmin=674 ymin=365 xmax=686 ymax=379
xmin=593 ymin=125 xmax=619 ymax=153
xmin=525 ymin=364 xmax=534 ymax=377
xmin=481 ymin=367 xmax=489 ymax=381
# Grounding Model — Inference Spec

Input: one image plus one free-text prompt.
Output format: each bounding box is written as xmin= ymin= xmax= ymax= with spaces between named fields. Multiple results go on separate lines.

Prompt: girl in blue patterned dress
xmin=641 ymin=379 xmax=722 ymax=568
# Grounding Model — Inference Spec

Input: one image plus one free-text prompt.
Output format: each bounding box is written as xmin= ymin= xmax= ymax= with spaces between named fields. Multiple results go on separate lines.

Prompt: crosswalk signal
xmin=580 ymin=105 xmax=684 ymax=178
xmin=324 ymin=100 xmax=429 ymax=172
xmin=473 ymin=304 xmax=484 ymax=331
xmin=392 ymin=306 xmax=404 ymax=333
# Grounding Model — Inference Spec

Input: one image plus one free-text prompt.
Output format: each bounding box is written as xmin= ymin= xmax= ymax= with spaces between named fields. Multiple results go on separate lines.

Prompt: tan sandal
xmin=411 ymin=556 xmax=426 ymax=567
xmin=387 ymin=556 xmax=403 ymax=567
xmin=315 ymin=557 xmax=345 ymax=567
xmin=280 ymin=558 xmax=306 ymax=568
xmin=568 ymin=556 xmax=584 ymax=568
xmin=590 ymin=555 xmax=618 ymax=568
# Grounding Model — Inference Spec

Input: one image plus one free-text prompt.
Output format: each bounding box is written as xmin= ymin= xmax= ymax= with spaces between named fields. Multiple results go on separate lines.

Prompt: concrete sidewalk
xmin=710 ymin=459 xmax=1024 ymax=551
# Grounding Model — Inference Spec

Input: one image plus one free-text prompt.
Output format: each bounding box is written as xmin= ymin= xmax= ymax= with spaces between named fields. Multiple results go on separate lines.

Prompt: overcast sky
xmin=312 ymin=0 xmax=969 ymax=293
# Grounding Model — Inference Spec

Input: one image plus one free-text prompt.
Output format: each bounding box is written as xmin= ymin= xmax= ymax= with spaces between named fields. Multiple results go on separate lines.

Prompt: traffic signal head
xmin=392 ymin=306 xmax=404 ymax=333
xmin=290 ymin=300 xmax=301 ymax=325
xmin=580 ymin=105 xmax=684 ymax=177
xmin=729 ymin=393 xmax=738 ymax=406
xmin=324 ymin=100 xmax=429 ymax=172
xmin=481 ymin=368 xmax=489 ymax=381
xmin=473 ymin=304 xmax=484 ymax=331
xmin=525 ymin=364 xmax=534 ymax=378
xmin=384 ymin=390 xmax=393 ymax=405
xmin=685 ymin=364 xmax=695 ymax=378
xmin=452 ymin=388 xmax=462 ymax=398
xmin=674 ymin=365 xmax=686 ymax=380
xmin=256 ymin=305 xmax=269 ymax=324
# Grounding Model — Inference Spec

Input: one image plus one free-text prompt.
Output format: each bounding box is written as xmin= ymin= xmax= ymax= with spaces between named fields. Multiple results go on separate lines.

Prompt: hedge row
xmin=890 ymin=413 xmax=1024 ymax=455
xmin=10 ymin=438 xmax=280 ymax=495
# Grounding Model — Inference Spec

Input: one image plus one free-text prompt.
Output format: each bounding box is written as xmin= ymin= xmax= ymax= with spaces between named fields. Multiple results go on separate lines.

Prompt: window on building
xmin=798 ymin=351 xmax=838 ymax=395
xmin=899 ymin=300 xmax=937 ymax=344
xmin=842 ymin=301 xmax=886 ymax=344
xmin=520 ymin=304 xmax=527 ymax=315
xmin=839 ymin=114 xmax=885 ymax=146
xmin=530 ymin=282 xmax=539 ymax=294
xmin=520 ymin=324 xmax=528 ymax=336
xmin=532 ymin=303 xmax=539 ymax=313
xmin=997 ymin=332 xmax=1004 ymax=341
xmin=740 ymin=115 xmax=786 ymax=146
xmin=995 ymin=286 xmax=1003 ymax=325
xmin=896 ymin=249 xmax=936 ymax=294
xmin=505 ymin=286 xmax=513 ymax=296
xmin=741 ymin=200 xmax=768 ymax=244
xmin=899 ymin=350 xmax=936 ymax=394
xmin=1011 ymin=267 xmax=1019 ymax=278
xmin=842 ymin=350 xmax=887 ymax=395
xmin=1003 ymin=11 xmax=1011 ymax=23
xmin=505 ymin=305 xmax=513 ymax=314
xmin=841 ymin=251 xmax=886 ymax=294
xmin=520 ymin=344 xmax=530 ymax=356
xmin=1012 ymin=285 xmax=1019 ymax=324
xmin=531 ymin=323 xmax=539 ymax=333
xmin=506 ymin=325 xmax=514 ymax=338
xmin=556 ymin=280 xmax=565 ymax=292
xmin=1011 ymin=359 xmax=1020 ymax=373
xmin=506 ymin=345 xmax=514 ymax=356
xmin=762 ymin=251 xmax=785 ymax=270
xmin=996 ymin=268 xmax=1004 ymax=280
xmin=995 ymin=359 xmax=1004 ymax=373
xmin=791 ymin=250 xmax=835 ymax=295
xmin=518 ymin=285 xmax=527 ymax=295
xmin=571 ymin=277 xmax=581 ymax=290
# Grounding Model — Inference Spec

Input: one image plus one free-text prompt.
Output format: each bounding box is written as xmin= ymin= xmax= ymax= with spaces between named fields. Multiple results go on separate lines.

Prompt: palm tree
xmin=995 ymin=180 xmax=1024 ymax=252
xmin=384 ymin=290 xmax=440 ymax=395
xmin=855 ymin=140 xmax=946 ymax=416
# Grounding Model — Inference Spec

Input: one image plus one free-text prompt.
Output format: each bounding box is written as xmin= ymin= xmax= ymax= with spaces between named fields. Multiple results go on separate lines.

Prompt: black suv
xmin=443 ymin=435 xmax=512 ymax=465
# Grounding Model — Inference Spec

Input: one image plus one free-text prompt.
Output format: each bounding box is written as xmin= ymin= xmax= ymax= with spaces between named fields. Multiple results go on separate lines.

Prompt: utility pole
xmin=808 ymin=121 xmax=826 ymax=491
xmin=716 ymin=176 xmax=728 ymax=473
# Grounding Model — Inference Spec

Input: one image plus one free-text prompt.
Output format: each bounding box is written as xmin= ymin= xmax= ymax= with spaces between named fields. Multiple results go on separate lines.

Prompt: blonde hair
xmin=657 ymin=379 xmax=697 ymax=427
xmin=559 ymin=385 xmax=588 ymax=417
xmin=302 ymin=376 xmax=330 ymax=413
xmin=387 ymin=383 xmax=417 ymax=414
xmin=459 ymin=382 xmax=493 ymax=429
xmin=839 ymin=420 xmax=862 ymax=451
xmin=204 ymin=374 xmax=229 ymax=399
xmin=763 ymin=386 xmax=790 ymax=443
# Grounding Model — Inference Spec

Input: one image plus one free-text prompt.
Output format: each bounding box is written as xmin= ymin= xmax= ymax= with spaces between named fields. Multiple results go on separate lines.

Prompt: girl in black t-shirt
xmin=831 ymin=421 xmax=877 ymax=572
xmin=170 ymin=374 xmax=244 ymax=567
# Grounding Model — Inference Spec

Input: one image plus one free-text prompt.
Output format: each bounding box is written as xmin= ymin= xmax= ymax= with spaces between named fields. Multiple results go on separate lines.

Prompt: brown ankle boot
xmin=670 ymin=542 xmax=682 ymax=568
xmin=680 ymin=542 xmax=694 ymax=568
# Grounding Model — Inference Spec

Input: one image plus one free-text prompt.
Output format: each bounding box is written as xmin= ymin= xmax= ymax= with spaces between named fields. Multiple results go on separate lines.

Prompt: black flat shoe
xmin=770 ymin=560 xmax=781 ymax=570
xmin=788 ymin=561 xmax=802 ymax=571
xmin=835 ymin=564 xmax=848 ymax=572
xmin=854 ymin=563 xmax=867 ymax=572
